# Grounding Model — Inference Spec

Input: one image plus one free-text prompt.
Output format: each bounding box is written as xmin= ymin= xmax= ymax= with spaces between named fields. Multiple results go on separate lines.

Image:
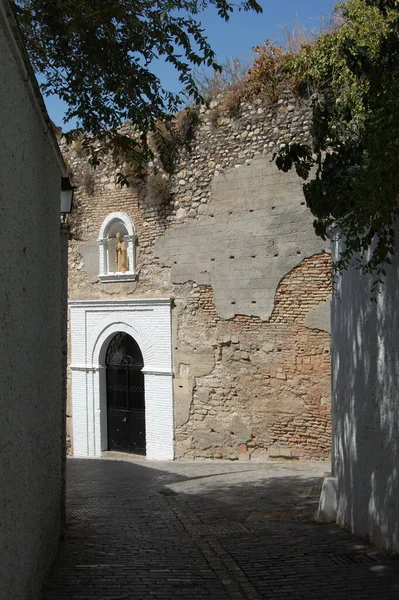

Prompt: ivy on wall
xmin=272 ymin=0 xmax=399 ymax=286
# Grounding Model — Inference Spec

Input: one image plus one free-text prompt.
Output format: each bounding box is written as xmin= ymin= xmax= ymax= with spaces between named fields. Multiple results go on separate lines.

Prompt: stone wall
xmin=65 ymin=89 xmax=332 ymax=461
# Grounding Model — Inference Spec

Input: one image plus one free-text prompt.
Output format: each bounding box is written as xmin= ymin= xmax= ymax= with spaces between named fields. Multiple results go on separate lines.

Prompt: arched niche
xmin=98 ymin=212 xmax=136 ymax=282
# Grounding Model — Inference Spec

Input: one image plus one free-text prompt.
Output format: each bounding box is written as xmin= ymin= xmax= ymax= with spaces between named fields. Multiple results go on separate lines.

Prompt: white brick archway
xmin=69 ymin=299 xmax=174 ymax=460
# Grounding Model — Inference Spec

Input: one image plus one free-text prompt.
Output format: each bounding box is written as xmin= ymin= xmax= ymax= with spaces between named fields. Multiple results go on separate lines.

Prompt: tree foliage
xmin=13 ymin=0 xmax=261 ymax=164
xmin=274 ymin=0 xmax=399 ymax=284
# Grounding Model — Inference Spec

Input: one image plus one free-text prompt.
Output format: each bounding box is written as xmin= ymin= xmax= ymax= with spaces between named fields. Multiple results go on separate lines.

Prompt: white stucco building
xmin=0 ymin=1 xmax=68 ymax=597
xmin=320 ymin=232 xmax=399 ymax=553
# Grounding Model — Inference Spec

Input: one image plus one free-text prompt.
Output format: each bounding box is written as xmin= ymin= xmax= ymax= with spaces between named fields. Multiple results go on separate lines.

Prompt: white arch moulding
xmin=69 ymin=298 xmax=174 ymax=461
xmin=98 ymin=211 xmax=136 ymax=282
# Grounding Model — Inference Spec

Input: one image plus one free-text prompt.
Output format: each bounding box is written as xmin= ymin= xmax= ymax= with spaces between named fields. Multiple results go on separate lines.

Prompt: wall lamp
xmin=60 ymin=177 xmax=76 ymax=214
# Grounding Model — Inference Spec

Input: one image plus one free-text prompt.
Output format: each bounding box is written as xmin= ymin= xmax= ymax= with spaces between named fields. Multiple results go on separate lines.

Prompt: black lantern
xmin=60 ymin=177 xmax=75 ymax=214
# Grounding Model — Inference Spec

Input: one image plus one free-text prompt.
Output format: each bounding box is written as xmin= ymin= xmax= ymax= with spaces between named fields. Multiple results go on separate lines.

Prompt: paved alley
xmin=42 ymin=457 xmax=399 ymax=599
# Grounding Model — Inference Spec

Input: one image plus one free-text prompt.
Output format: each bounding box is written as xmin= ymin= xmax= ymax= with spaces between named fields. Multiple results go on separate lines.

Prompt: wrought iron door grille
xmin=105 ymin=332 xmax=146 ymax=455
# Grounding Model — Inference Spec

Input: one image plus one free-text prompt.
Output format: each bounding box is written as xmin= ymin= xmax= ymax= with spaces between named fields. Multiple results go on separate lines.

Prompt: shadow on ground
xmin=42 ymin=458 xmax=399 ymax=600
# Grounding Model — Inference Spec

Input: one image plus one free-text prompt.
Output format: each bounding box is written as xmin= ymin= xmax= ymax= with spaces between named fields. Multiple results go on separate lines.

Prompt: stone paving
xmin=42 ymin=456 xmax=399 ymax=599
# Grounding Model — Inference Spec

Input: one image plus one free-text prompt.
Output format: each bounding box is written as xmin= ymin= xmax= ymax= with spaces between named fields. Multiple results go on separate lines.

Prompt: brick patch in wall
xmin=198 ymin=253 xmax=332 ymax=329
xmin=176 ymin=253 xmax=332 ymax=461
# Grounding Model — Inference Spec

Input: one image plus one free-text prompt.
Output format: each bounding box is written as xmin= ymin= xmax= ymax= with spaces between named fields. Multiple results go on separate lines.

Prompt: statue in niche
xmin=115 ymin=232 xmax=129 ymax=272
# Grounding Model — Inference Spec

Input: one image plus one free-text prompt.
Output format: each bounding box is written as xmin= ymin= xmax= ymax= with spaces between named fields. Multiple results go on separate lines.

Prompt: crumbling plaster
xmin=155 ymin=156 xmax=329 ymax=320
xmin=304 ymin=297 xmax=331 ymax=334
xmin=173 ymin=291 xmax=331 ymax=461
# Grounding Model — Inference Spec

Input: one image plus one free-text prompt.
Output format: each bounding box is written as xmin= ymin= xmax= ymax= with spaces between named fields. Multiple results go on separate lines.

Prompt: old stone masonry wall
xmin=65 ymin=91 xmax=332 ymax=461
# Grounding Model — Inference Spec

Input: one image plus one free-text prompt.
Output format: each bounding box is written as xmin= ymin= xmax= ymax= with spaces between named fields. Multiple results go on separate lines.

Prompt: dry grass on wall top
xmin=199 ymin=10 xmax=343 ymax=122
xmin=61 ymin=30 xmax=320 ymax=190
xmin=140 ymin=172 xmax=172 ymax=209
xmin=150 ymin=108 xmax=201 ymax=174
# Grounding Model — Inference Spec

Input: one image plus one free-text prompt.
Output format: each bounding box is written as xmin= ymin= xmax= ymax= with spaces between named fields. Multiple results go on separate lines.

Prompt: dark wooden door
xmin=106 ymin=333 xmax=145 ymax=455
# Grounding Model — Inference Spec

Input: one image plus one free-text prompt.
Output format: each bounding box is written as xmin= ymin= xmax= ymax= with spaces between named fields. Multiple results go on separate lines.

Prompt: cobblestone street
xmin=42 ymin=457 xmax=399 ymax=599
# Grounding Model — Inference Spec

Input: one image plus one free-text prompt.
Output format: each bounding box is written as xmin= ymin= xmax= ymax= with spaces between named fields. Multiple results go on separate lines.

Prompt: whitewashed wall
xmin=331 ymin=233 xmax=399 ymax=552
xmin=0 ymin=1 xmax=65 ymax=597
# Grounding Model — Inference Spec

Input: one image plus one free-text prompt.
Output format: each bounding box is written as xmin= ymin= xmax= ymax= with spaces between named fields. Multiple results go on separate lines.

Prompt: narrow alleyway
xmin=42 ymin=457 xmax=399 ymax=599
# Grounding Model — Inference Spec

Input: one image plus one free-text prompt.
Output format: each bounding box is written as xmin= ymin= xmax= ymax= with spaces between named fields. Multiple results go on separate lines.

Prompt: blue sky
xmin=44 ymin=0 xmax=336 ymax=129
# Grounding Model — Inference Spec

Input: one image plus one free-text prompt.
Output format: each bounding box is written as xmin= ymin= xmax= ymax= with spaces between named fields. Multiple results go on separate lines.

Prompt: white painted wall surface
xmin=331 ymin=234 xmax=399 ymax=552
xmin=0 ymin=2 xmax=65 ymax=598
xmin=69 ymin=299 xmax=174 ymax=460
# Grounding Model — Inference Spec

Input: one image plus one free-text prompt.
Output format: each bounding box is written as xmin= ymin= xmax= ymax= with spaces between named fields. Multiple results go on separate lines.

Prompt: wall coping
xmin=69 ymin=298 xmax=172 ymax=308
xmin=0 ymin=0 xmax=66 ymax=175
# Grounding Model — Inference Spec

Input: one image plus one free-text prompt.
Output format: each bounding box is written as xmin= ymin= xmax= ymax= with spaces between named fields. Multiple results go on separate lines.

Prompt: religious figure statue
xmin=115 ymin=232 xmax=129 ymax=272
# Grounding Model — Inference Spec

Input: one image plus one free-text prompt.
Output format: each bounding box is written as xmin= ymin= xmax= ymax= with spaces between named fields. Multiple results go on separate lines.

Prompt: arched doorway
xmin=105 ymin=332 xmax=146 ymax=455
